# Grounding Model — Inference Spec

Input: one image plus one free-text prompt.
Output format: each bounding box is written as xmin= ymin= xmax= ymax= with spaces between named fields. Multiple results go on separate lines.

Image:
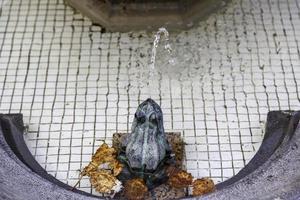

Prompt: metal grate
xmin=0 ymin=0 xmax=300 ymax=195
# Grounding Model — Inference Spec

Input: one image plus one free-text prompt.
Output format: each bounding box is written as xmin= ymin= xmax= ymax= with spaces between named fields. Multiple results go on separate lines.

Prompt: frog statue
xmin=117 ymin=98 xmax=175 ymax=188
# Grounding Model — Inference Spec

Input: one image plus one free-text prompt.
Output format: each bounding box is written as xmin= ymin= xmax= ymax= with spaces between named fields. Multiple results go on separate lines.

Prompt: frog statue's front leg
xmin=117 ymin=98 xmax=175 ymax=188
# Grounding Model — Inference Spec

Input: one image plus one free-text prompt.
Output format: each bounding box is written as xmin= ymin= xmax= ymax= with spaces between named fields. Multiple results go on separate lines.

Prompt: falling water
xmin=147 ymin=27 xmax=174 ymax=98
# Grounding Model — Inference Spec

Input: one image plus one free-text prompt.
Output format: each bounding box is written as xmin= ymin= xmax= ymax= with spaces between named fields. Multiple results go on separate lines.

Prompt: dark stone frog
xmin=117 ymin=98 xmax=174 ymax=188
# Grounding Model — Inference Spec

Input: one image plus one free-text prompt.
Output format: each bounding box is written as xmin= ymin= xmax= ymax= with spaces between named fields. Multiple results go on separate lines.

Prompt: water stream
xmin=147 ymin=27 xmax=175 ymax=98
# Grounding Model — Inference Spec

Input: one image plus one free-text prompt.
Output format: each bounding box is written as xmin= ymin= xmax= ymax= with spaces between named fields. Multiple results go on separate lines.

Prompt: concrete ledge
xmin=64 ymin=0 xmax=229 ymax=32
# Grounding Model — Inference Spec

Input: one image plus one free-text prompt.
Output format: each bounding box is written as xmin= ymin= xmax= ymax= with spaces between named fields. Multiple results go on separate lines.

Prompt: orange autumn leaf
xmin=124 ymin=178 xmax=148 ymax=200
xmin=168 ymin=170 xmax=193 ymax=188
xmin=78 ymin=142 xmax=123 ymax=195
xmin=110 ymin=159 xmax=123 ymax=176
xmin=192 ymin=178 xmax=215 ymax=196
xmin=81 ymin=142 xmax=122 ymax=177
xmin=90 ymin=170 xmax=117 ymax=194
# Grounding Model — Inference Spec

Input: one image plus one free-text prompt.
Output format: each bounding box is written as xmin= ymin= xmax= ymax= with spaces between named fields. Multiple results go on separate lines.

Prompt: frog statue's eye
xmin=135 ymin=112 xmax=146 ymax=123
xmin=149 ymin=113 xmax=157 ymax=124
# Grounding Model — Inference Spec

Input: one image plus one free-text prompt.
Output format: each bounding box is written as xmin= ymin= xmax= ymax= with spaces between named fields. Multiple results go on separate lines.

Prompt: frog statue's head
xmin=117 ymin=98 xmax=174 ymax=187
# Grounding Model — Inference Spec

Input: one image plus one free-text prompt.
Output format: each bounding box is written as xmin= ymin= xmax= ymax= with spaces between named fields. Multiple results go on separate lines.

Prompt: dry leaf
xmin=168 ymin=170 xmax=193 ymax=188
xmin=90 ymin=170 xmax=118 ymax=194
xmin=192 ymin=178 xmax=215 ymax=196
xmin=77 ymin=142 xmax=123 ymax=195
xmin=81 ymin=160 xmax=98 ymax=176
xmin=91 ymin=143 xmax=116 ymax=166
xmin=124 ymin=178 xmax=148 ymax=200
xmin=110 ymin=159 xmax=123 ymax=176
xmin=81 ymin=143 xmax=122 ymax=177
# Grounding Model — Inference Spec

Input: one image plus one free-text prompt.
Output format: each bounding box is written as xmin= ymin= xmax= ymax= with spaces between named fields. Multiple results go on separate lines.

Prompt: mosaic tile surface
xmin=0 ymin=0 xmax=299 ymax=195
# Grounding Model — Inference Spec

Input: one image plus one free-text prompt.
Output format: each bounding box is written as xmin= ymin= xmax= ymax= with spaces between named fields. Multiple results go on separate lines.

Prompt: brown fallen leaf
xmin=75 ymin=142 xmax=123 ymax=195
xmin=81 ymin=143 xmax=123 ymax=177
xmin=110 ymin=159 xmax=123 ymax=176
xmin=90 ymin=170 xmax=118 ymax=194
xmin=124 ymin=178 xmax=148 ymax=200
xmin=80 ymin=160 xmax=98 ymax=177
xmin=168 ymin=170 xmax=193 ymax=189
xmin=192 ymin=178 xmax=215 ymax=196
xmin=92 ymin=143 xmax=116 ymax=163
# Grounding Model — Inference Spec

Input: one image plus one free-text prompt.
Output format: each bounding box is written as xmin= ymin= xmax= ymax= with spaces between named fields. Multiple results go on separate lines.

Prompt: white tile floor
xmin=0 ymin=0 xmax=300 ymax=195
